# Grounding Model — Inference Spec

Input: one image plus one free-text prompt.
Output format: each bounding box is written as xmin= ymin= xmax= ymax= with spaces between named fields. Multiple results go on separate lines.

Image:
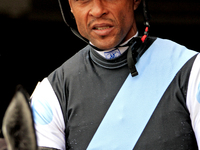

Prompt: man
xmin=31 ymin=0 xmax=200 ymax=149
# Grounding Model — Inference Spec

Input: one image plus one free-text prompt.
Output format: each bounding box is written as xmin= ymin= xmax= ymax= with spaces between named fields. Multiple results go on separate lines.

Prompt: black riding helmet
xmin=58 ymin=0 xmax=151 ymax=47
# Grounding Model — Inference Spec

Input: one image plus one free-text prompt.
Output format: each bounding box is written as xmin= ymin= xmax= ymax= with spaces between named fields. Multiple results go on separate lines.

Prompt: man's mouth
xmin=91 ymin=24 xmax=114 ymax=36
xmin=93 ymin=26 xmax=111 ymax=30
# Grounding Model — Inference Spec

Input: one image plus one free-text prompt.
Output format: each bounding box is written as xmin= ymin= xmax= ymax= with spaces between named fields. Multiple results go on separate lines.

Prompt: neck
xmin=91 ymin=32 xmax=138 ymax=59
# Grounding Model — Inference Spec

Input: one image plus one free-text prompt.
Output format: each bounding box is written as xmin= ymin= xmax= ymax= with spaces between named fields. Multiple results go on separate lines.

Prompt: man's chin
xmin=90 ymin=40 xmax=120 ymax=50
xmin=94 ymin=45 xmax=114 ymax=50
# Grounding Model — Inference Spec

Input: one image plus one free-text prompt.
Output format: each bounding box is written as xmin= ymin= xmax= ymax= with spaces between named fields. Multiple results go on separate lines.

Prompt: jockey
xmin=31 ymin=0 xmax=200 ymax=149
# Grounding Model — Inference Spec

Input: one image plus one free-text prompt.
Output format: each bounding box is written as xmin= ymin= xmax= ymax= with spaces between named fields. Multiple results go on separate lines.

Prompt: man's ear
xmin=134 ymin=0 xmax=142 ymax=10
xmin=68 ymin=0 xmax=74 ymax=14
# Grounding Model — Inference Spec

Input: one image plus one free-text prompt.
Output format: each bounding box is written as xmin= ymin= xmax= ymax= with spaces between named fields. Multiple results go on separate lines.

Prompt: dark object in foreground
xmin=2 ymin=87 xmax=37 ymax=150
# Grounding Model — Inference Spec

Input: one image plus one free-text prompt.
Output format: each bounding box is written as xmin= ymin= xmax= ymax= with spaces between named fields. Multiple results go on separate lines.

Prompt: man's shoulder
xmin=48 ymin=45 xmax=91 ymax=80
xmin=151 ymin=37 xmax=198 ymax=56
xmin=63 ymin=44 xmax=90 ymax=67
xmin=153 ymin=37 xmax=194 ymax=51
xmin=153 ymin=37 xmax=185 ymax=48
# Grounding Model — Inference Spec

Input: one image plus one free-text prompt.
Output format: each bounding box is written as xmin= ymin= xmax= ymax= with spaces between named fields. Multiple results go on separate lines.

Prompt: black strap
xmin=127 ymin=40 xmax=139 ymax=77
xmin=127 ymin=37 xmax=156 ymax=77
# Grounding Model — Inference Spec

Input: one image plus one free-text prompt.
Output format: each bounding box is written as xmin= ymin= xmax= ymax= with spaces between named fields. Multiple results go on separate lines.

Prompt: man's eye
xmin=77 ymin=0 xmax=91 ymax=2
xmin=75 ymin=0 xmax=89 ymax=1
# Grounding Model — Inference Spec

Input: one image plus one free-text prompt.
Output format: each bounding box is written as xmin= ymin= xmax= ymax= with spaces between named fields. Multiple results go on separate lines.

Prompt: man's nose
xmin=89 ymin=0 xmax=108 ymax=18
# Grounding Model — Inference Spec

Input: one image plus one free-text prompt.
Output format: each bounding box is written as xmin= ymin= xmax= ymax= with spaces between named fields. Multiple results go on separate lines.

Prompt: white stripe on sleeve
xmin=187 ymin=53 xmax=200 ymax=149
xmin=31 ymin=78 xmax=65 ymax=150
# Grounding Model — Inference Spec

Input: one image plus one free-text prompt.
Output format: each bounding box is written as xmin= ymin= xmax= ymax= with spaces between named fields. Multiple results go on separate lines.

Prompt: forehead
xmin=68 ymin=0 xmax=133 ymax=7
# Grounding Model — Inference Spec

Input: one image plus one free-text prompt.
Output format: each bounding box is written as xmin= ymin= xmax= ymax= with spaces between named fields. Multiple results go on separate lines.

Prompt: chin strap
xmin=127 ymin=22 xmax=150 ymax=77
xmin=127 ymin=0 xmax=151 ymax=77
xmin=141 ymin=24 xmax=150 ymax=43
xmin=70 ymin=27 xmax=89 ymax=44
xmin=127 ymin=38 xmax=142 ymax=77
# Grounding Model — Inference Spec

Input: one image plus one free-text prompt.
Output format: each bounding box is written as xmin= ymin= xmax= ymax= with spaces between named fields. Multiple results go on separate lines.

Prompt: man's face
xmin=69 ymin=0 xmax=141 ymax=50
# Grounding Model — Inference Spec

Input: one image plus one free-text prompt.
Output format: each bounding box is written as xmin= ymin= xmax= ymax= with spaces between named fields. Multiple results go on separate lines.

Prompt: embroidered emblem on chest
xmin=104 ymin=49 xmax=121 ymax=59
